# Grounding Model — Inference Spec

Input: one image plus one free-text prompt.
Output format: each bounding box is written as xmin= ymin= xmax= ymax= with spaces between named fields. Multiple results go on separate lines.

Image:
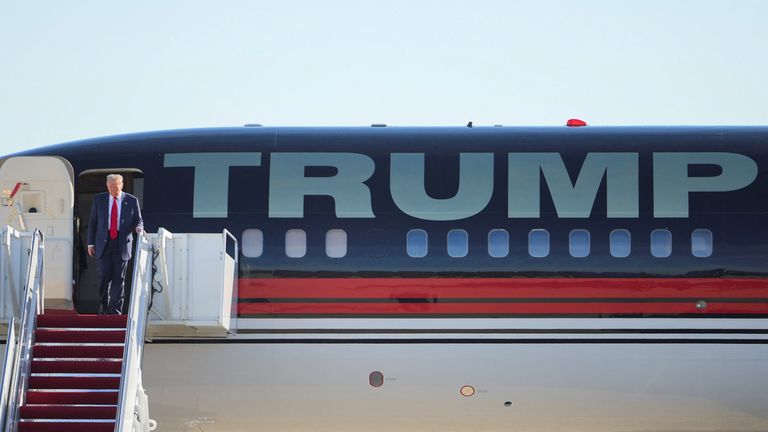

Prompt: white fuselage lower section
xmin=140 ymin=318 xmax=768 ymax=431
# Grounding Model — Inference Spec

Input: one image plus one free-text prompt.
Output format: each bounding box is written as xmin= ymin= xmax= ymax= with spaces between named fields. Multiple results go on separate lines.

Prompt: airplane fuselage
xmin=6 ymin=126 xmax=768 ymax=431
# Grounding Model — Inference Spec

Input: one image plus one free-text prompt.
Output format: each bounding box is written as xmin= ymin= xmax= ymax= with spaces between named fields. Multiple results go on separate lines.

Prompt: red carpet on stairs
xmin=25 ymin=391 xmax=119 ymax=405
xmin=35 ymin=329 xmax=126 ymax=343
xmin=31 ymin=360 xmax=122 ymax=374
xmin=18 ymin=314 xmax=127 ymax=432
xmin=31 ymin=345 xmax=124 ymax=359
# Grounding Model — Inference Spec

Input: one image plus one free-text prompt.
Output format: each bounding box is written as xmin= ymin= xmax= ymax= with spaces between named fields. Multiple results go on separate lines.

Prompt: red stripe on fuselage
xmin=237 ymin=301 xmax=768 ymax=316
xmin=236 ymin=278 xmax=768 ymax=316
xmin=239 ymin=278 xmax=768 ymax=299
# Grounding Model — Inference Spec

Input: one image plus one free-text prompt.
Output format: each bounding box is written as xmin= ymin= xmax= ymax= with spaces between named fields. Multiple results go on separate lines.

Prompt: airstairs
xmin=0 ymin=226 xmax=238 ymax=431
xmin=0 ymin=228 xmax=156 ymax=432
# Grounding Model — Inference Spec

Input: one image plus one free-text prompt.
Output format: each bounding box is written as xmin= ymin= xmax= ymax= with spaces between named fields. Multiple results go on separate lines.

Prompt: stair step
xmin=36 ymin=314 xmax=127 ymax=329
xmin=32 ymin=344 xmax=124 ymax=359
xmin=18 ymin=420 xmax=115 ymax=432
xmin=16 ymin=314 xmax=128 ymax=432
xmin=26 ymin=390 xmax=119 ymax=405
xmin=35 ymin=329 xmax=126 ymax=343
xmin=28 ymin=376 xmax=120 ymax=390
xmin=32 ymin=360 xmax=123 ymax=374
xmin=20 ymin=404 xmax=117 ymax=419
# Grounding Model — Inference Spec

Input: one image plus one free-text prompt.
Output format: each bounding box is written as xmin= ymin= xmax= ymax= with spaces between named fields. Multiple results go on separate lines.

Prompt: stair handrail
xmin=115 ymin=231 xmax=154 ymax=432
xmin=0 ymin=230 xmax=44 ymax=432
xmin=0 ymin=319 xmax=17 ymax=430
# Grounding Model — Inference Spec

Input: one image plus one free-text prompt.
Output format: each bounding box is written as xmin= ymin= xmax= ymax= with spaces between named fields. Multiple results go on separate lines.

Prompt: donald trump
xmin=87 ymin=174 xmax=143 ymax=314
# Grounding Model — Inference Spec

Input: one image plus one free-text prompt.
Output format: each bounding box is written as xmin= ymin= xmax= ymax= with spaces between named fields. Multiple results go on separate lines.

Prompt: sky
xmin=1 ymin=0 xmax=767 ymax=154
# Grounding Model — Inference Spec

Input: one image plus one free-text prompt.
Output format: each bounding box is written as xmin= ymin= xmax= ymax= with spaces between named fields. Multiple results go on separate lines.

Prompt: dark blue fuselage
xmin=17 ymin=126 xmax=768 ymax=279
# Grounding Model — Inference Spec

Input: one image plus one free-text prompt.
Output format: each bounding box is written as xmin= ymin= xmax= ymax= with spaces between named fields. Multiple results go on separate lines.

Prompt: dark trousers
xmin=97 ymin=236 xmax=128 ymax=315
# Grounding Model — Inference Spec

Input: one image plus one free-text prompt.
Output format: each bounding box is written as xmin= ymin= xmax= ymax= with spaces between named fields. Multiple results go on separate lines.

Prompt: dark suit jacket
xmin=87 ymin=192 xmax=144 ymax=260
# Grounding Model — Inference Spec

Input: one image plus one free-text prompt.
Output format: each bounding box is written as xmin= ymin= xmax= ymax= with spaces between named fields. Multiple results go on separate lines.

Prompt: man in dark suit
xmin=87 ymin=174 xmax=143 ymax=314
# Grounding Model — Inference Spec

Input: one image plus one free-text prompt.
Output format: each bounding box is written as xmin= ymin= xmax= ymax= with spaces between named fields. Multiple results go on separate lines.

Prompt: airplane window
xmin=285 ymin=229 xmax=307 ymax=258
xmin=488 ymin=229 xmax=509 ymax=258
xmin=326 ymin=229 xmax=347 ymax=258
xmin=610 ymin=229 xmax=631 ymax=258
xmin=241 ymin=229 xmax=264 ymax=258
xmin=528 ymin=229 xmax=549 ymax=258
xmin=447 ymin=229 xmax=468 ymax=258
xmin=650 ymin=229 xmax=672 ymax=258
xmin=569 ymin=229 xmax=590 ymax=258
xmin=691 ymin=229 xmax=713 ymax=258
xmin=407 ymin=229 xmax=428 ymax=258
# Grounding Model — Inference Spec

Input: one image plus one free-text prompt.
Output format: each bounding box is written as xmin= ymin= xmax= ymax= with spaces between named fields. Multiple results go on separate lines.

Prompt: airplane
xmin=1 ymin=123 xmax=767 ymax=431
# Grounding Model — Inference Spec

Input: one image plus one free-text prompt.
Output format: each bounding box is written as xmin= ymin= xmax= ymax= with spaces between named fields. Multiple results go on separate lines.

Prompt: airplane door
xmin=0 ymin=156 xmax=75 ymax=310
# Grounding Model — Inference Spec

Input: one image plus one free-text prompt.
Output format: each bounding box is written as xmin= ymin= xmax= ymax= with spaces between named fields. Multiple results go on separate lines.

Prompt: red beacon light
xmin=566 ymin=119 xmax=588 ymax=127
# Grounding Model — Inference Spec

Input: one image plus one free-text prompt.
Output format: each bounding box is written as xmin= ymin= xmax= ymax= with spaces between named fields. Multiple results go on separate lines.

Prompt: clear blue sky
xmin=1 ymin=1 xmax=767 ymax=154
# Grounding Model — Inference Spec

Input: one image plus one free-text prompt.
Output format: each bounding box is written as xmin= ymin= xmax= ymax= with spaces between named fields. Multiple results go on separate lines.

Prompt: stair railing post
xmin=155 ymin=228 xmax=173 ymax=321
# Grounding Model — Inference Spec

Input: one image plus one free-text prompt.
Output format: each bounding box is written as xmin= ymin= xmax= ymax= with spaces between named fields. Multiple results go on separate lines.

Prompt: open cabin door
xmin=0 ymin=156 xmax=74 ymax=310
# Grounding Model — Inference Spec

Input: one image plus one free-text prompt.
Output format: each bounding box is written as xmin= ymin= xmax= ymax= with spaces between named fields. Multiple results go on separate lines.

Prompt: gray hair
xmin=106 ymin=174 xmax=124 ymax=184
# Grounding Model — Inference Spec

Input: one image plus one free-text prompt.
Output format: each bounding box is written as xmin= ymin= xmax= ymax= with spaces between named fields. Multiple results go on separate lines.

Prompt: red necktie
xmin=110 ymin=198 xmax=118 ymax=240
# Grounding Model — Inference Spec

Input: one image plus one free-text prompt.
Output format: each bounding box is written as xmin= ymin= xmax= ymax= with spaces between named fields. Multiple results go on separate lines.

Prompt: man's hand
xmin=136 ymin=226 xmax=143 ymax=234
xmin=87 ymin=246 xmax=95 ymax=257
